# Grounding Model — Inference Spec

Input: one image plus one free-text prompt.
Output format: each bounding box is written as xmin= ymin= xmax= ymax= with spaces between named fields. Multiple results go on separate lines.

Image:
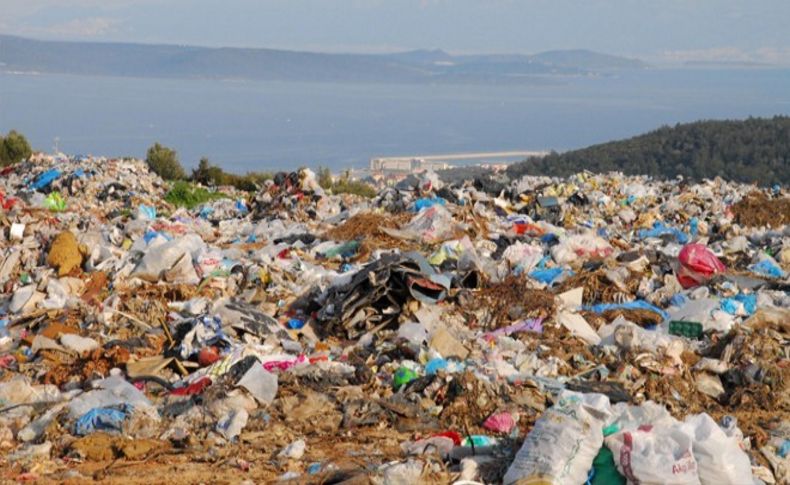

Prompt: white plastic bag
xmin=682 ymin=414 xmax=753 ymax=485
xmin=552 ymin=233 xmax=613 ymax=265
xmin=502 ymin=241 xmax=544 ymax=273
xmin=131 ymin=234 xmax=204 ymax=284
xmin=605 ymin=423 xmax=701 ymax=485
xmin=503 ymin=391 xmax=611 ymax=485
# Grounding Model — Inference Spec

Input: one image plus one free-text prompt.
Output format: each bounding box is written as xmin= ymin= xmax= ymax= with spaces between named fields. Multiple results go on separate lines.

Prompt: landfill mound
xmin=0 ymin=156 xmax=788 ymax=484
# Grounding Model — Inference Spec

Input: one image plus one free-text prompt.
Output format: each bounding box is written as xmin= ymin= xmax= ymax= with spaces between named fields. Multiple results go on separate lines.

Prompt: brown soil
xmin=731 ymin=191 xmax=790 ymax=228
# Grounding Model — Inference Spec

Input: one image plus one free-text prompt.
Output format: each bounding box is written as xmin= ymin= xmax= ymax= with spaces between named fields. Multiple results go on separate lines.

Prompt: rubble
xmin=0 ymin=155 xmax=787 ymax=483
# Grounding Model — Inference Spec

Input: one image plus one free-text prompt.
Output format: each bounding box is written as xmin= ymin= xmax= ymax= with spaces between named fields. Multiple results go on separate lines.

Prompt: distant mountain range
xmin=0 ymin=34 xmax=645 ymax=84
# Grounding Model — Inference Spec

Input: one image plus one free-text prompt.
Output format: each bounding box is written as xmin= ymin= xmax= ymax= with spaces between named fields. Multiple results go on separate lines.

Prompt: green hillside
xmin=507 ymin=117 xmax=790 ymax=185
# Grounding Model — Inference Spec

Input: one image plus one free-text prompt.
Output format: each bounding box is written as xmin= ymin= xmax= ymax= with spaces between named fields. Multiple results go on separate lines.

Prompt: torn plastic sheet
xmin=483 ymin=318 xmax=544 ymax=341
xmin=583 ymin=300 xmax=670 ymax=322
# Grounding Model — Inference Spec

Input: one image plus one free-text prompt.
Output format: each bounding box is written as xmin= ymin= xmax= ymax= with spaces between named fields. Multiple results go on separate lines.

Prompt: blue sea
xmin=1 ymin=68 xmax=789 ymax=172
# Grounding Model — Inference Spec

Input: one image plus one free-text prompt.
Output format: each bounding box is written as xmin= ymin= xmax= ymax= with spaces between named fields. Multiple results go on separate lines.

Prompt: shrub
xmin=330 ymin=171 xmax=377 ymax=198
xmin=146 ymin=143 xmax=185 ymax=180
xmin=191 ymin=157 xmax=270 ymax=191
xmin=0 ymin=130 xmax=33 ymax=167
xmin=314 ymin=167 xmax=376 ymax=197
xmin=164 ymin=181 xmax=228 ymax=209
xmin=233 ymin=171 xmax=272 ymax=191
xmin=317 ymin=166 xmax=333 ymax=189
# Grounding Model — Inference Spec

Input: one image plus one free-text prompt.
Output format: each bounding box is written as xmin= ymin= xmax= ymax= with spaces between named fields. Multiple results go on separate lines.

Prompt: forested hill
xmin=507 ymin=117 xmax=790 ymax=185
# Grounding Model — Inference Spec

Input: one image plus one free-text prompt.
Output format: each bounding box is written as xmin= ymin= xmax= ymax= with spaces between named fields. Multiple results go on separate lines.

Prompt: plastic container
xmin=668 ymin=320 xmax=703 ymax=339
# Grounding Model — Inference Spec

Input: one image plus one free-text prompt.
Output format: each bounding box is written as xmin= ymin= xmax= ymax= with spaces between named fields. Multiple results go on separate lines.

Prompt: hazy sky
xmin=2 ymin=0 xmax=790 ymax=63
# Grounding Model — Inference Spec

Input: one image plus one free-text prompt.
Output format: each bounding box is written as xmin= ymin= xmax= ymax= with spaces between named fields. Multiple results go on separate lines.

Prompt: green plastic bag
xmin=44 ymin=192 xmax=67 ymax=212
xmin=591 ymin=424 xmax=626 ymax=485
xmin=591 ymin=445 xmax=626 ymax=485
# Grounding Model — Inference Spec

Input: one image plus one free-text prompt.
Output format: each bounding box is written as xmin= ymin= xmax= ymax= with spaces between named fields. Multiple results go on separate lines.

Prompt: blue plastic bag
xmin=137 ymin=204 xmax=157 ymax=220
xmin=689 ymin=217 xmax=699 ymax=237
xmin=529 ymin=267 xmax=565 ymax=285
xmin=669 ymin=293 xmax=688 ymax=307
xmin=413 ymin=197 xmax=446 ymax=212
xmin=30 ymin=169 xmax=61 ymax=190
xmin=425 ymin=358 xmax=449 ymax=375
xmin=721 ymin=294 xmax=757 ymax=315
xmin=143 ymin=230 xmax=171 ymax=244
xmin=637 ymin=221 xmax=689 ymax=244
xmin=74 ymin=404 xmax=132 ymax=435
xmin=199 ymin=206 xmax=214 ymax=219
xmin=235 ymin=199 xmax=249 ymax=214
xmin=749 ymin=259 xmax=786 ymax=279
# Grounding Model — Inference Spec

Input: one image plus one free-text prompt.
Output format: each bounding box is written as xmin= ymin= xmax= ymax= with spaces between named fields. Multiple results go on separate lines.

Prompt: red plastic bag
xmin=677 ymin=244 xmax=726 ymax=288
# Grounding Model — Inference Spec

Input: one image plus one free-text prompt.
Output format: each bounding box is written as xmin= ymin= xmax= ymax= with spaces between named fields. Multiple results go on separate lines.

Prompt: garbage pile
xmin=0 ymin=156 xmax=788 ymax=484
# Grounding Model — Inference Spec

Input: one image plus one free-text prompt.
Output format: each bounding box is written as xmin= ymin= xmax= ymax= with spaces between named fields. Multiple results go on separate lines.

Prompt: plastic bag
xmin=720 ymin=293 xmax=757 ymax=316
xmin=605 ymin=423 xmax=700 ymax=485
xmin=236 ymin=363 xmax=278 ymax=405
xmin=30 ymin=169 xmax=61 ymax=190
xmin=483 ymin=411 xmax=517 ymax=434
xmin=677 ymin=244 xmax=726 ymax=289
xmin=137 ymin=204 xmax=157 ymax=220
xmin=529 ymin=267 xmax=565 ymax=285
xmin=585 ymin=300 xmax=669 ymax=323
xmin=132 ymin=234 xmax=205 ymax=284
xmin=67 ymin=376 xmax=155 ymax=420
xmin=405 ymin=205 xmax=457 ymax=244
xmin=638 ymin=221 xmax=689 ymax=244
xmin=413 ymin=196 xmax=446 ymax=212
xmin=552 ymin=233 xmax=614 ymax=265
xmin=43 ymin=192 xmax=67 ymax=212
xmin=591 ymin=424 xmax=627 ymax=485
xmin=503 ymin=391 xmax=611 ymax=485
xmin=749 ymin=257 xmax=786 ymax=279
xmin=502 ymin=242 xmax=544 ymax=273
xmin=681 ymin=414 xmax=753 ymax=485
xmin=74 ymin=404 xmax=131 ymax=436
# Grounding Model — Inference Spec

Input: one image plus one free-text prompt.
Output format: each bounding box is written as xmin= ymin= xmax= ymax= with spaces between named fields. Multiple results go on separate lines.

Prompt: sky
xmin=1 ymin=0 xmax=790 ymax=64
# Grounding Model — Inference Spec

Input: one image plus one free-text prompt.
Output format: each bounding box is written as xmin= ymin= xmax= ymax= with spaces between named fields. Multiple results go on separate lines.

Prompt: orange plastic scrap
xmin=513 ymin=222 xmax=545 ymax=236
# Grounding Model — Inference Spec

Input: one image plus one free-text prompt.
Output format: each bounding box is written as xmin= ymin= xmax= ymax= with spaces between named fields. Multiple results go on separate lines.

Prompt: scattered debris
xmin=0 ymin=156 xmax=787 ymax=483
